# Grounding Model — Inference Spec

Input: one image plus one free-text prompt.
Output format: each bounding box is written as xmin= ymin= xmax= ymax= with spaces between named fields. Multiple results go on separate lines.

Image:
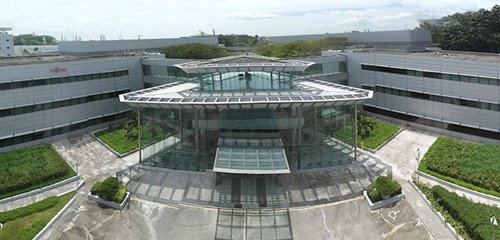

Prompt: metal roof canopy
xmin=213 ymin=134 xmax=290 ymax=174
xmin=174 ymin=55 xmax=315 ymax=74
xmin=119 ymin=80 xmax=373 ymax=109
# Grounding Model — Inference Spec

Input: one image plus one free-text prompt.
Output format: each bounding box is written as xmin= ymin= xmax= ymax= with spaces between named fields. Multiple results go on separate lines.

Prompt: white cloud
xmin=224 ymin=11 xmax=277 ymax=19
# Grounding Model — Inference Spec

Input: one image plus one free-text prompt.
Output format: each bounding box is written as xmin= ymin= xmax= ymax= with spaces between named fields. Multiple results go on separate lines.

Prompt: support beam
xmin=138 ymin=107 xmax=142 ymax=164
xmin=354 ymin=105 xmax=358 ymax=163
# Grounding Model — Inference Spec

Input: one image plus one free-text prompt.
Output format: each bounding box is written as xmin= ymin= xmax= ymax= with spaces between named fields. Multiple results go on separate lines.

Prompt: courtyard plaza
xmin=36 ymin=126 xmax=461 ymax=240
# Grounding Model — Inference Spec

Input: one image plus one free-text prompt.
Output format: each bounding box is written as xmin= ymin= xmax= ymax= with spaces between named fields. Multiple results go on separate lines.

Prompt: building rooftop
xmin=175 ymin=55 xmax=315 ymax=74
xmin=119 ymin=80 xmax=373 ymax=110
xmin=371 ymin=50 xmax=500 ymax=63
xmin=0 ymin=55 xmax=138 ymax=67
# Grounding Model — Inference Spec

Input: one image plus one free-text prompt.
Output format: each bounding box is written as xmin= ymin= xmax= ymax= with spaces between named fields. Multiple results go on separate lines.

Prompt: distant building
xmin=0 ymin=27 xmax=14 ymax=57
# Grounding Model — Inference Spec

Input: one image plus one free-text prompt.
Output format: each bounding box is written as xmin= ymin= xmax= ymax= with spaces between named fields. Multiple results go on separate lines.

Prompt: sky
xmin=0 ymin=0 xmax=498 ymax=41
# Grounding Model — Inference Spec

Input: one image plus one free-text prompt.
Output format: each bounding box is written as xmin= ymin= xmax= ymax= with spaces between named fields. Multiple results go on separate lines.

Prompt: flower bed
xmin=364 ymin=176 xmax=405 ymax=210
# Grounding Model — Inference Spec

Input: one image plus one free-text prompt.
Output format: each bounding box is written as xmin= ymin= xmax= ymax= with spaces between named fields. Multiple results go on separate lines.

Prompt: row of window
xmin=360 ymin=64 xmax=500 ymax=86
xmin=0 ymin=89 xmax=130 ymax=118
xmin=363 ymin=105 xmax=500 ymax=140
xmin=0 ymin=110 xmax=131 ymax=148
xmin=362 ymin=85 xmax=500 ymax=112
xmin=0 ymin=70 xmax=129 ymax=91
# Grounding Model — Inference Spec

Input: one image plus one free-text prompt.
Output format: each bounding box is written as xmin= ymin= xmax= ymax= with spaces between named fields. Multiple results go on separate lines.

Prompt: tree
xmin=254 ymin=37 xmax=347 ymax=58
xmin=417 ymin=5 xmax=500 ymax=53
xmin=161 ymin=43 xmax=236 ymax=59
xmin=13 ymin=34 xmax=57 ymax=45
xmin=357 ymin=112 xmax=376 ymax=138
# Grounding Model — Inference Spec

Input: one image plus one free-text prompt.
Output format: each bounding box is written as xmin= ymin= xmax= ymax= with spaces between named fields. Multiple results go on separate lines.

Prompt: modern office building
xmin=120 ymin=55 xmax=371 ymax=174
xmin=347 ymin=51 xmax=500 ymax=141
xmin=0 ymin=29 xmax=499 ymax=155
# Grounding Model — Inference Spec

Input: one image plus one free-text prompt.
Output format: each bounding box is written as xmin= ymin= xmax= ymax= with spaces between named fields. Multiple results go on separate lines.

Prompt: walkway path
xmin=39 ymin=128 xmax=499 ymax=240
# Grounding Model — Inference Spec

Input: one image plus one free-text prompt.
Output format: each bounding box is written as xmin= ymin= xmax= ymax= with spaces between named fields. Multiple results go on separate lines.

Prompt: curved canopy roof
xmin=119 ymin=79 xmax=373 ymax=109
xmin=174 ymin=55 xmax=315 ymax=74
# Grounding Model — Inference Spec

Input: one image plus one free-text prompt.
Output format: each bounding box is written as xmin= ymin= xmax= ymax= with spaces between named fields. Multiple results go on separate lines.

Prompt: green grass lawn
xmin=0 ymin=145 xmax=76 ymax=200
xmin=333 ymin=118 xmax=400 ymax=150
xmin=95 ymin=124 xmax=168 ymax=154
xmin=0 ymin=191 xmax=76 ymax=240
xmin=419 ymin=137 xmax=500 ymax=197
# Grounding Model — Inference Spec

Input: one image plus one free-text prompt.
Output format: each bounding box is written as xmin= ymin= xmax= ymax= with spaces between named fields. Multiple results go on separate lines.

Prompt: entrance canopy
xmin=213 ymin=133 xmax=290 ymax=174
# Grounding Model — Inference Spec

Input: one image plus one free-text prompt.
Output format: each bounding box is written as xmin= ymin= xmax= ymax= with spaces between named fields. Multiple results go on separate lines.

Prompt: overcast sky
xmin=1 ymin=0 xmax=497 ymax=41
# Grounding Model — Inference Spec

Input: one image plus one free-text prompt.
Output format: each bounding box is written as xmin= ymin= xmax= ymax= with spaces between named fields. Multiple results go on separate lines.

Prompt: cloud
xmin=224 ymin=11 xmax=277 ymax=19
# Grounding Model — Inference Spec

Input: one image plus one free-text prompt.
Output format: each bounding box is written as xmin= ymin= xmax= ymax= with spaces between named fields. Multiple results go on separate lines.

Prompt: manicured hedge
xmin=367 ymin=176 xmax=402 ymax=202
xmin=420 ymin=137 xmax=500 ymax=194
xmin=0 ymin=144 xmax=75 ymax=198
xmin=0 ymin=196 xmax=59 ymax=223
xmin=432 ymin=185 xmax=500 ymax=240
xmin=91 ymin=177 xmax=127 ymax=203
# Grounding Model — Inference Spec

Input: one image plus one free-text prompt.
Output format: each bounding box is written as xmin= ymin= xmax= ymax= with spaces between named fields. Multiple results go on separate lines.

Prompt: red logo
xmin=50 ymin=67 xmax=67 ymax=74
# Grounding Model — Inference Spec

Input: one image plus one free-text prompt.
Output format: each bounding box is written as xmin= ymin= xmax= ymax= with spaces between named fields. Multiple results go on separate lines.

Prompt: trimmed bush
xmin=367 ymin=176 xmax=402 ymax=202
xmin=0 ymin=196 xmax=59 ymax=223
xmin=91 ymin=177 xmax=120 ymax=201
xmin=113 ymin=185 xmax=127 ymax=204
xmin=432 ymin=185 xmax=500 ymax=240
xmin=91 ymin=177 xmax=127 ymax=203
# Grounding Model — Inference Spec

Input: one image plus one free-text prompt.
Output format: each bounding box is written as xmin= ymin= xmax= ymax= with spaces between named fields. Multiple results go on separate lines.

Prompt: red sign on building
xmin=50 ymin=67 xmax=67 ymax=74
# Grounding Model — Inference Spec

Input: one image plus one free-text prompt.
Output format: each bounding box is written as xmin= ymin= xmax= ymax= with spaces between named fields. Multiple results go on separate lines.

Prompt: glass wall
xmin=141 ymin=105 xmax=355 ymax=172
xmin=200 ymin=72 xmax=293 ymax=91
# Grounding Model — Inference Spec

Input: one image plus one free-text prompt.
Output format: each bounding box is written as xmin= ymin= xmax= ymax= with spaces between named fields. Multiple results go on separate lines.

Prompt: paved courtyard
xmin=37 ymin=129 xmax=461 ymax=240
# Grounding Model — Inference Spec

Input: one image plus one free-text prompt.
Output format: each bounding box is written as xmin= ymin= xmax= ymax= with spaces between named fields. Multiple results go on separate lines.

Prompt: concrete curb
xmin=363 ymin=190 xmax=405 ymax=210
xmin=406 ymin=180 xmax=461 ymax=240
xmin=415 ymin=170 xmax=500 ymax=205
xmin=33 ymin=179 xmax=86 ymax=240
xmin=0 ymin=175 xmax=79 ymax=205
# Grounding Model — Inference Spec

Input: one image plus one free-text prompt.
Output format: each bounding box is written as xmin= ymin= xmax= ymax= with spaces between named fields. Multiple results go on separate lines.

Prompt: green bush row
xmin=0 ymin=144 xmax=74 ymax=195
xmin=0 ymin=196 xmax=59 ymax=223
xmin=421 ymin=137 xmax=500 ymax=194
xmin=91 ymin=177 xmax=127 ymax=203
xmin=432 ymin=185 xmax=500 ymax=240
xmin=12 ymin=220 xmax=48 ymax=240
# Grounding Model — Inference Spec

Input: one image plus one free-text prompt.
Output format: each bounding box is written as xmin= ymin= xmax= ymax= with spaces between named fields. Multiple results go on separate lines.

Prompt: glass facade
xmin=138 ymin=67 xmax=355 ymax=172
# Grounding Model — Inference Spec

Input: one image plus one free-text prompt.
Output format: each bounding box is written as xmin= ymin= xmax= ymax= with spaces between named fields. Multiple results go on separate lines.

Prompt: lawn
xmin=333 ymin=118 xmax=400 ymax=149
xmin=0 ymin=145 xmax=76 ymax=200
xmin=419 ymin=137 xmax=500 ymax=197
xmin=0 ymin=191 xmax=76 ymax=240
xmin=95 ymin=124 xmax=168 ymax=154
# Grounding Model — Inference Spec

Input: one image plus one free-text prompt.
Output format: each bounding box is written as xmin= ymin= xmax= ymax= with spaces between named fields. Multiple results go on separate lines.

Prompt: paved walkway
xmin=37 ymin=128 xmax=499 ymax=240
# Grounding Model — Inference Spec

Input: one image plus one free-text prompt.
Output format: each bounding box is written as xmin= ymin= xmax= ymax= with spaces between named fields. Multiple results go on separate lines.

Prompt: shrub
xmin=431 ymin=185 xmax=500 ymax=240
xmin=368 ymin=188 xmax=381 ymax=202
xmin=0 ymin=196 xmax=59 ymax=223
xmin=91 ymin=177 xmax=127 ymax=203
xmin=92 ymin=177 xmax=120 ymax=201
xmin=374 ymin=176 xmax=399 ymax=198
xmin=113 ymin=185 xmax=128 ymax=204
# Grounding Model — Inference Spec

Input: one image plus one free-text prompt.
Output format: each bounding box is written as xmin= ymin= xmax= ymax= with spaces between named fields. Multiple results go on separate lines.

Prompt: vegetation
xmin=431 ymin=185 xmax=500 ymax=240
xmin=91 ymin=177 xmax=127 ymax=203
xmin=367 ymin=176 xmax=402 ymax=202
xmin=254 ymin=37 xmax=347 ymax=58
xmin=161 ymin=43 xmax=237 ymax=59
xmin=0 ymin=191 xmax=75 ymax=240
xmin=13 ymin=34 xmax=57 ymax=45
xmin=95 ymin=113 xmax=169 ymax=154
xmin=217 ymin=34 xmax=262 ymax=47
xmin=0 ymin=145 xmax=76 ymax=199
xmin=332 ymin=115 xmax=400 ymax=150
xmin=419 ymin=137 xmax=500 ymax=197
xmin=418 ymin=5 xmax=500 ymax=53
